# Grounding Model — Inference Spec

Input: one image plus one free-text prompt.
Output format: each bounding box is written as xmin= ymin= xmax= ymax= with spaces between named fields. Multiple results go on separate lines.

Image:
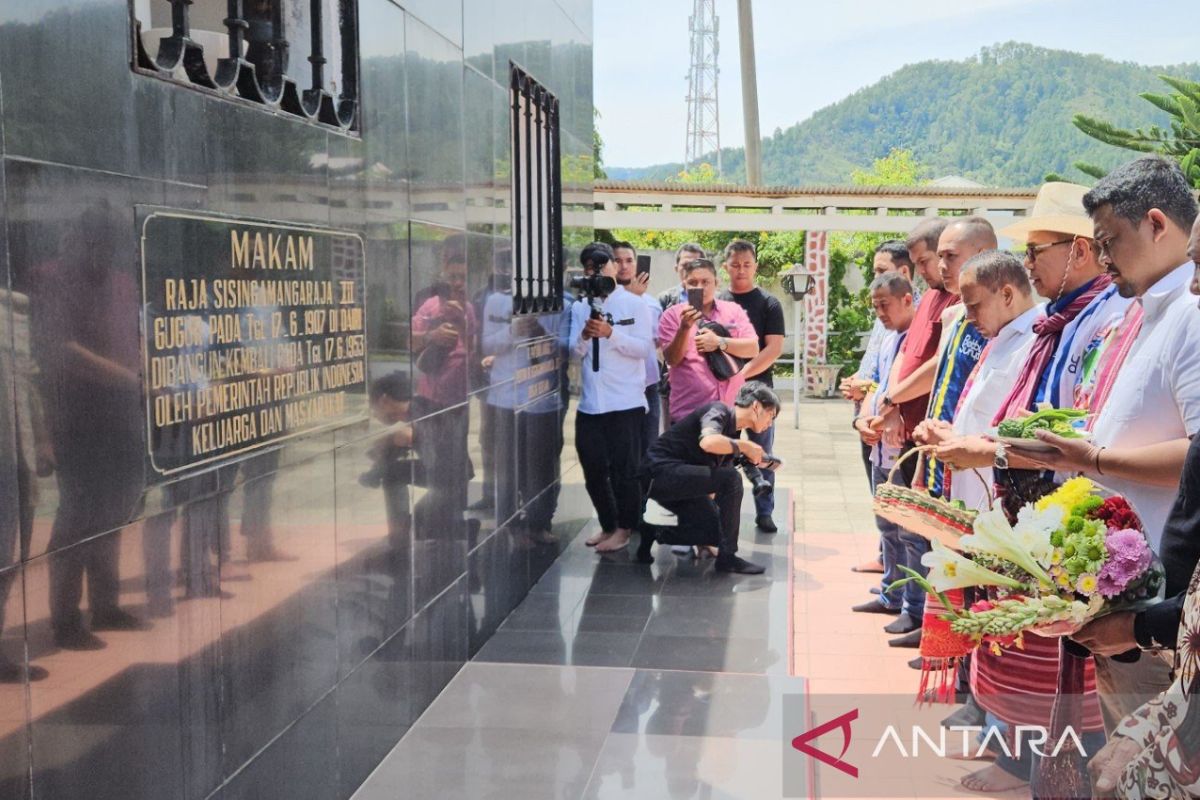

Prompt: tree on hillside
xmin=850 ymin=148 xmax=929 ymax=186
xmin=1072 ymin=75 xmax=1200 ymax=186
xmin=668 ymin=162 xmax=726 ymax=185
xmin=593 ymin=108 xmax=608 ymax=180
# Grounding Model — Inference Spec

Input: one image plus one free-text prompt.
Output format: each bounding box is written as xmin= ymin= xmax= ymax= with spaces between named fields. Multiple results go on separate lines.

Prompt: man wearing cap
xmin=569 ymin=242 xmax=656 ymax=554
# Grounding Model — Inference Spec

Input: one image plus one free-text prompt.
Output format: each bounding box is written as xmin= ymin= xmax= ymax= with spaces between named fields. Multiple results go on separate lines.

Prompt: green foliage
xmin=593 ymin=107 xmax=608 ymax=180
xmin=608 ymin=43 xmax=1200 ymax=187
xmin=1072 ymin=74 xmax=1200 ymax=187
xmin=850 ymin=148 xmax=929 ymax=186
xmin=668 ymin=162 xmax=728 ymax=185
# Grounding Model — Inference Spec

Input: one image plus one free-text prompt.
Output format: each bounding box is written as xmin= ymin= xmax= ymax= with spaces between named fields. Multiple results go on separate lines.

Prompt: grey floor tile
xmin=642 ymin=595 xmax=775 ymax=640
xmin=474 ymin=629 xmax=643 ymax=668
xmin=610 ymin=669 xmax=807 ymax=740
xmin=581 ymin=733 xmax=789 ymax=800
xmin=631 ymin=633 xmax=787 ymax=675
xmin=418 ymin=662 xmax=634 ymax=733
xmin=352 ymin=726 xmax=608 ymax=800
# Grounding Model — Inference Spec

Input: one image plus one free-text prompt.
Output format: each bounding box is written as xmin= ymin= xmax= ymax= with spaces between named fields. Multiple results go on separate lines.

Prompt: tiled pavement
xmin=352 ymin=399 xmax=1031 ymax=800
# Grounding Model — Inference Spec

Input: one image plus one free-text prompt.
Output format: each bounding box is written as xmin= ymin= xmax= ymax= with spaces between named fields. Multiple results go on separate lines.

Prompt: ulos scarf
xmin=991 ymin=275 xmax=1112 ymax=425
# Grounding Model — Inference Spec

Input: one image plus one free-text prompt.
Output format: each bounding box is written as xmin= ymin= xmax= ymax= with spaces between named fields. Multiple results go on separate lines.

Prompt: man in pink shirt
xmin=658 ymin=258 xmax=759 ymax=424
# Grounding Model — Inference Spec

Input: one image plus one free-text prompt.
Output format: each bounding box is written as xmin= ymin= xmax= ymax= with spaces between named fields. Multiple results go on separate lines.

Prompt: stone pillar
xmin=803 ymin=231 xmax=830 ymax=394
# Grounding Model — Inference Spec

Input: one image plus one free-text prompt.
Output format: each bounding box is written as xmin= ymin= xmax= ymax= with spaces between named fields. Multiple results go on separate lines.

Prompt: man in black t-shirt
xmin=643 ymin=382 xmax=780 ymax=574
xmin=725 ymin=240 xmax=786 ymax=533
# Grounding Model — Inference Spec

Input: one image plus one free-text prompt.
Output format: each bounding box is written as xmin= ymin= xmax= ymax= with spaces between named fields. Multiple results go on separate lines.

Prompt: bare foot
xmin=595 ymin=528 xmax=632 ymax=553
xmin=696 ymin=546 xmax=719 ymax=559
xmin=585 ymin=529 xmax=614 ymax=547
xmin=959 ymin=764 xmax=1028 ymax=794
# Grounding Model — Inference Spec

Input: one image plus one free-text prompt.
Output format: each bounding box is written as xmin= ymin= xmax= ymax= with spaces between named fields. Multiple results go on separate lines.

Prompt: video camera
xmin=573 ymin=243 xmax=620 ymax=373
xmin=733 ymin=453 xmax=783 ymax=498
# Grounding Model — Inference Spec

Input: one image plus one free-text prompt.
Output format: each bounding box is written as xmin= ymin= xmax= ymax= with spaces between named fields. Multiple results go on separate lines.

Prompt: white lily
xmin=960 ymin=510 xmax=1055 ymax=589
xmin=919 ymin=540 xmax=1027 ymax=592
xmin=1013 ymin=505 xmax=1061 ymax=566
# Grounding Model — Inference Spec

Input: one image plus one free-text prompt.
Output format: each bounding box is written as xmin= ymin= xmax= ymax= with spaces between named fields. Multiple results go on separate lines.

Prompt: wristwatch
xmin=880 ymin=395 xmax=895 ymax=410
xmin=718 ymin=336 xmax=728 ymax=352
xmin=994 ymin=442 xmax=1009 ymax=470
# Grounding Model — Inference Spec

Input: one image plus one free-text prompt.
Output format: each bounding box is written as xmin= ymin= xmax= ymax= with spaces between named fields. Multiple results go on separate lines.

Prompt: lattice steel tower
xmin=685 ymin=0 xmax=721 ymax=176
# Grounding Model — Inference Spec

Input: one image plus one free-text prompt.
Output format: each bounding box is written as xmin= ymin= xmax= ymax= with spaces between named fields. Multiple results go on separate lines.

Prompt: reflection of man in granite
xmin=30 ymin=202 xmax=148 ymax=650
xmin=411 ymin=235 xmax=475 ymax=570
xmin=0 ymin=290 xmax=52 ymax=681
xmin=482 ymin=250 xmax=563 ymax=543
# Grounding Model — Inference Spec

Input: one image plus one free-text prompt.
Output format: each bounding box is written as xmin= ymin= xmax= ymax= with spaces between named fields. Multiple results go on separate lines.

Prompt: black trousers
xmin=648 ymin=463 xmax=743 ymax=555
xmin=575 ymin=408 xmax=644 ymax=532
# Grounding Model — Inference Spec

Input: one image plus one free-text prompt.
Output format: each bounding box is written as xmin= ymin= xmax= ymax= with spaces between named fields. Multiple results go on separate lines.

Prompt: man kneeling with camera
xmin=641 ymin=382 xmax=781 ymax=574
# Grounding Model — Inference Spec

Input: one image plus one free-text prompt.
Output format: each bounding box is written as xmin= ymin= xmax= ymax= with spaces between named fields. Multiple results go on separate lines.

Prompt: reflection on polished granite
xmin=353 ymin=492 xmax=807 ymax=800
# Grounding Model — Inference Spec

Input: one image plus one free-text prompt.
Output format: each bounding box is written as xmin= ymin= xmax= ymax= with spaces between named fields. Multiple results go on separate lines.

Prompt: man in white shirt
xmin=612 ymin=241 xmax=663 ymax=456
xmin=1016 ymin=155 xmax=1200 ymax=728
xmin=923 ymin=251 xmax=1041 ymax=511
xmin=569 ymin=243 xmax=655 ymax=553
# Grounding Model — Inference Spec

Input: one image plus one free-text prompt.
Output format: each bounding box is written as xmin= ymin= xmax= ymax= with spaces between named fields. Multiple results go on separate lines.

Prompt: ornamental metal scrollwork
xmin=133 ymin=0 xmax=359 ymax=132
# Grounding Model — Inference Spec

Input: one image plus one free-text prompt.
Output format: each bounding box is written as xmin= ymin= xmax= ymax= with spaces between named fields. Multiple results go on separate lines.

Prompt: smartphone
xmin=636 ymin=254 xmax=652 ymax=277
xmin=686 ymin=287 xmax=704 ymax=311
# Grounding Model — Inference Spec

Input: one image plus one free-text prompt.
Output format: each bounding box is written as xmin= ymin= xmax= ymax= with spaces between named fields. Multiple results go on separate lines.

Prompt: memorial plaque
xmin=140 ymin=209 xmax=368 ymax=475
xmin=514 ymin=336 xmax=561 ymax=409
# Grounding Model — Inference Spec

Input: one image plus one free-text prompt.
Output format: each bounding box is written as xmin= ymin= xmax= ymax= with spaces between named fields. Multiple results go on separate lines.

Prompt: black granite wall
xmin=0 ymin=1 xmax=594 ymax=797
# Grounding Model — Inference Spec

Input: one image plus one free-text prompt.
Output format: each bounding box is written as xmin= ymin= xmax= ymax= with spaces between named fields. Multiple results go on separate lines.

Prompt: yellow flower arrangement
xmin=1035 ymin=477 xmax=1097 ymax=514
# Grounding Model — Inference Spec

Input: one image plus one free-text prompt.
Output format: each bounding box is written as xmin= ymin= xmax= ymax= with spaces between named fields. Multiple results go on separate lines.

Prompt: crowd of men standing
xmin=841 ymin=155 xmax=1200 ymax=797
xmin=568 ymin=238 xmax=786 ymax=575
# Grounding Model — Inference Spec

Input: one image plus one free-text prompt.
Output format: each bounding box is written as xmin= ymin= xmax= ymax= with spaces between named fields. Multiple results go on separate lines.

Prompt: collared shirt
xmin=856 ymin=290 xmax=923 ymax=381
xmin=639 ymin=292 xmax=663 ymax=388
xmin=658 ymin=298 xmax=756 ymax=421
xmin=569 ymin=286 xmax=654 ymax=415
xmin=1036 ymin=281 xmax=1133 ymax=408
xmin=867 ymin=329 xmax=906 ymax=470
xmin=950 ymin=305 xmax=1042 ymax=511
xmin=1092 ymin=262 xmax=1200 ymax=549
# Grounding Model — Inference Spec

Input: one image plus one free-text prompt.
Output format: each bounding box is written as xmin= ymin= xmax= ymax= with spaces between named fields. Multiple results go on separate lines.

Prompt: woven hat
xmin=1000 ymin=181 xmax=1093 ymax=243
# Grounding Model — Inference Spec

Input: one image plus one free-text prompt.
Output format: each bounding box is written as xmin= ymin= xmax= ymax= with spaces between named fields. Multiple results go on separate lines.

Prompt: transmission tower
xmin=685 ymin=0 xmax=721 ymax=177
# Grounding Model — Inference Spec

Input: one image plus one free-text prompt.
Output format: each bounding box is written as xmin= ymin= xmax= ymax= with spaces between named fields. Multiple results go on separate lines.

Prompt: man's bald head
xmin=945 ymin=216 xmax=998 ymax=250
xmin=938 ymin=216 xmax=998 ymax=294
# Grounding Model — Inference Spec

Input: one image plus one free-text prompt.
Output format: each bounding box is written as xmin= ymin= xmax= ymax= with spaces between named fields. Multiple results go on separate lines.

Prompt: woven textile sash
xmin=991 ymin=275 xmax=1112 ymax=425
xmin=1087 ymin=301 xmax=1145 ymax=428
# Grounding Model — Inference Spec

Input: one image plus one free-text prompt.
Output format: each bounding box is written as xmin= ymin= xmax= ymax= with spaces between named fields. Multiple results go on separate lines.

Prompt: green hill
xmin=609 ymin=42 xmax=1200 ymax=186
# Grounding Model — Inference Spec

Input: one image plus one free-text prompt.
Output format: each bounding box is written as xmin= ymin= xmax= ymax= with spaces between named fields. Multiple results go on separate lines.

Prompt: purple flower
xmin=1096 ymin=528 xmax=1152 ymax=598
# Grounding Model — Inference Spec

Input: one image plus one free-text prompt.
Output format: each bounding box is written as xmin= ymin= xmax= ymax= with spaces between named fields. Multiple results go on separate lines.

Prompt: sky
xmin=595 ymin=0 xmax=1198 ymax=169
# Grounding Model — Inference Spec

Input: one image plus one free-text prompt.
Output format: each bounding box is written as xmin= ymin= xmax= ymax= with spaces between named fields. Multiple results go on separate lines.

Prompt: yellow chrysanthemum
xmin=1076 ymin=574 xmax=1098 ymax=595
xmin=1036 ymin=477 xmax=1097 ymax=514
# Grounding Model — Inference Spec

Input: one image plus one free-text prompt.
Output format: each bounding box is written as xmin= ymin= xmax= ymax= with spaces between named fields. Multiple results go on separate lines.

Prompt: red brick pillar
xmin=803 ymin=231 xmax=830 ymax=394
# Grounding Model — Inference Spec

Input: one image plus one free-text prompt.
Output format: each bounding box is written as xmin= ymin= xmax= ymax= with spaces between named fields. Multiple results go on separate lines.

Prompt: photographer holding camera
xmin=568 ymin=242 xmax=655 ymax=554
xmin=659 ymin=258 xmax=760 ymax=425
xmin=641 ymin=382 xmax=779 ymax=574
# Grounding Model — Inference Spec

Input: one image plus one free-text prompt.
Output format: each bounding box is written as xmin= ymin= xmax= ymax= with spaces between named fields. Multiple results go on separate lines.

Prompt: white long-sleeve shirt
xmin=569 ymin=286 xmax=653 ymax=414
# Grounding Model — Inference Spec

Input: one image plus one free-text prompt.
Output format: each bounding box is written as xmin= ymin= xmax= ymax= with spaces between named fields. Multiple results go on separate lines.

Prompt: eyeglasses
xmin=1025 ymin=238 xmax=1074 ymax=264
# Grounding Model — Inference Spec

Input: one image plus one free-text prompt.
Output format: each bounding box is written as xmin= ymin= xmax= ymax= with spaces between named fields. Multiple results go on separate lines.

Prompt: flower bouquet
xmin=893 ymin=477 xmax=1164 ymax=652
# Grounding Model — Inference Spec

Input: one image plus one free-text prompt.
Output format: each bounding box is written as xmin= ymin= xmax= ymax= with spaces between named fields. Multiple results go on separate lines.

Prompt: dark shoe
xmin=246 ymin=545 xmax=297 ymax=563
xmin=869 ymin=586 xmax=881 ymax=595
xmin=91 ymin=608 xmax=152 ymax=632
xmin=850 ymin=559 xmax=884 ymax=574
xmin=755 ymin=515 xmax=778 ymax=533
xmin=888 ymin=629 xmax=922 ymax=648
xmin=883 ymin=612 xmax=922 ymax=635
xmin=183 ymin=588 xmax=235 ymax=600
xmin=908 ymin=656 xmax=924 ymax=670
xmin=851 ymin=600 xmax=900 ymax=615
xmin=941 ymin=695 xmax=985 ymax=729
xmin=54 ymin=627 xmax=106 ymax=651
xmin=636 ymin=525 xmax=656 ymax=564
xmin=715 ymin=554 xmax=765 ymax=575
xmin=0 ymin=658 xmax=48 ymax=683
xmin=467 ymin=496 xmax=495 ymax=511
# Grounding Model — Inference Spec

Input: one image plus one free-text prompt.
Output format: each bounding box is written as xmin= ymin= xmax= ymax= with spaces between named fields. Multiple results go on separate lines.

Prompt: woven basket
xmin=872 ymin=445 xmax=992 ymax=549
